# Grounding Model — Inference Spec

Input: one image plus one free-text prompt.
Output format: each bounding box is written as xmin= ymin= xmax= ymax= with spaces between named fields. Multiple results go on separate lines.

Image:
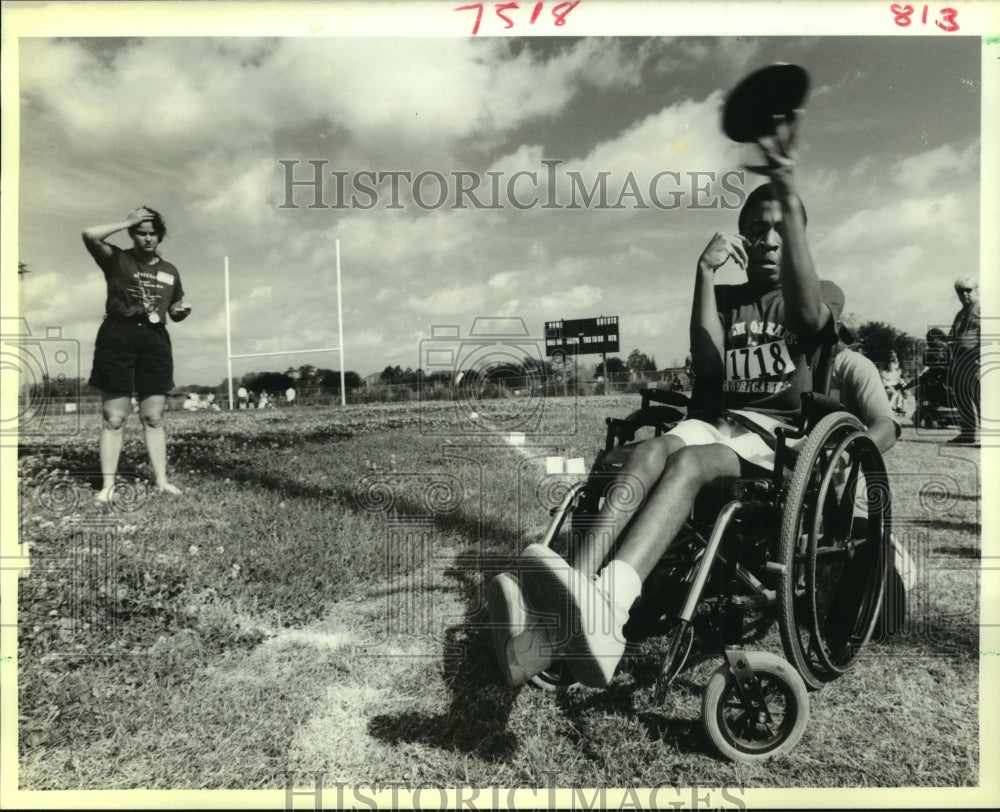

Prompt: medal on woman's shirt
xmin=133 ymin=251 xmax=163 ymax=324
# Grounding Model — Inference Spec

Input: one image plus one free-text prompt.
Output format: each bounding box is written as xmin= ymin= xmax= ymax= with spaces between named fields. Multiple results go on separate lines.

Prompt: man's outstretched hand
xmin=745 ymin=112 xmax=802 ymax=186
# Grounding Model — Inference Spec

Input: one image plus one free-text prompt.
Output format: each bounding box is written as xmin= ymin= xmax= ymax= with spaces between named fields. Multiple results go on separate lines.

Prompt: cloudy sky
xmin=13 ymin=28 xmax=984 ymax=386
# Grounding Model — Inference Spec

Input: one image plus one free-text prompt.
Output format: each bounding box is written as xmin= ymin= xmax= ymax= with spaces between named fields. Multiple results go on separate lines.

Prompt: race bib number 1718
xmin=725 ymin=339 xmax=795 ymax=381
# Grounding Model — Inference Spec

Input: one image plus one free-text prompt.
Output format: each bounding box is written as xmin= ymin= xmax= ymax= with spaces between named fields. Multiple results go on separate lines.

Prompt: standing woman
xmin=83 ymin=206 xmax=190 ymax=501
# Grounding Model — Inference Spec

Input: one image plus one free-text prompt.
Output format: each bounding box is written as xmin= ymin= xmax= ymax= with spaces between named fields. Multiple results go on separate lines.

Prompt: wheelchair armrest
xmin=774 ymin=392 xmax=845 ymax=445
xmin=772 ymin=392 xmax=851 ymax=481
xmin=802 ymin=392 xmax=846 ymax=432
xmin=605 ymin=406 xmax=685 ymax=451
xmin=639 ymin=387 xmax=690 ymax=410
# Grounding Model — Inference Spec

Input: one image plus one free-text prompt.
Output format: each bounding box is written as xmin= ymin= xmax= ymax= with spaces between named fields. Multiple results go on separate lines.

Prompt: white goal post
xmin=224 ymin=239 xmax=346 ymax=408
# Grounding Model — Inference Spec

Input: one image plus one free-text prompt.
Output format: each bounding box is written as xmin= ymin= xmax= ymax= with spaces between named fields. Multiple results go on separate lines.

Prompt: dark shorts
xmin=88 ymin=318 xmax=174 ymax=395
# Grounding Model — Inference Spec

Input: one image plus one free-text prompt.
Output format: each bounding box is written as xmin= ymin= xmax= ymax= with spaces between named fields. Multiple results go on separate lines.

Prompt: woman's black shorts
xmin=88 ymin=318 xmax=174 ymax=395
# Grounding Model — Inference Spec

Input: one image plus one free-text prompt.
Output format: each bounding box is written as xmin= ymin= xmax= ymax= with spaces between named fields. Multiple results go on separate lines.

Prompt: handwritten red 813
xmin=456 ymin=1 xmax=581 ymax=35
xmin=890 ymin=3 xmax=960 ymax=31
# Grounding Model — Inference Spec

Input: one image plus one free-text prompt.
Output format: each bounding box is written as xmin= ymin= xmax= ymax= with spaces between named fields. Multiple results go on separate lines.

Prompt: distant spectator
xmin=880 ymin=351 xmax=908 ymax=417
xmin=948 ymin=276 xmax=981 ymax=445
xmin=247 ymin=390 xmax=257 ymax=409
xmin=259 ymin=391 xmax=270 ymax=409
xmin=237 ymin=386 xmax=248 ymax=410
xmin=286 ymin=386 xmax=296 ymax=406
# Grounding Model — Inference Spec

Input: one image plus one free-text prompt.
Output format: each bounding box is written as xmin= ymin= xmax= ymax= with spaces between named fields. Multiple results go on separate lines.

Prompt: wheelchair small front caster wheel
xmin=702 ymin=651 xmax=809 ymax=762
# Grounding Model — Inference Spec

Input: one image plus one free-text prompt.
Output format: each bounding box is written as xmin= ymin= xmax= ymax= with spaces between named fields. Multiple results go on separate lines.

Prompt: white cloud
xmin=569 ymin=91 xmax=740 ymax=181
xmin=488 ymin=271 xmax=518 ymax=290
xmin=818 ymin=192 xmax=969 ymax=257
xmin=891 ymin=141 xmax=979 ymax=192
xmin=21 ymin=38 xmax=600 ymax=171
xmin=406 ymin=283 xmax=491 ymax=316
xmin=532 ymin=284 xmax=605 ymax=315
xmin=192 ymin=159 xmax=283 ymax=230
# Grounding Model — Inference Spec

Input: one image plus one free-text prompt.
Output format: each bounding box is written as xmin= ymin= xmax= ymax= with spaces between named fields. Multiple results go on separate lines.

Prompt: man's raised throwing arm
xmin=754 ymin=116 xmax=830 ymax=337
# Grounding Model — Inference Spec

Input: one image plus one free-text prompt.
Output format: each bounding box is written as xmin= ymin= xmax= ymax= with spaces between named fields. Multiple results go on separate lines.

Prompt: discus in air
xmin=722 ymin=63 xmax=810 ymax=143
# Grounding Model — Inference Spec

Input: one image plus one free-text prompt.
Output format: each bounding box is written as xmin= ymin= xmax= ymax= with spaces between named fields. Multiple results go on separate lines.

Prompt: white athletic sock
xmin=598 ymin=559 xmax=643 ymax=615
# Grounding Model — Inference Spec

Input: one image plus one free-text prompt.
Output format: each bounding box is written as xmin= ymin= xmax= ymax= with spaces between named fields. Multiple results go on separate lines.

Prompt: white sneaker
xmin=521 ymin=544 xmax=630 ymax=688
xmin=486 ymin=572 xmax=553 ymax=687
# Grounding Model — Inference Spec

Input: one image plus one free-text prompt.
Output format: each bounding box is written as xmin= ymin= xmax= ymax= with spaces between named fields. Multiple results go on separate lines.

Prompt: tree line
xmin=23 ymin=321 xmax=921 ymax=403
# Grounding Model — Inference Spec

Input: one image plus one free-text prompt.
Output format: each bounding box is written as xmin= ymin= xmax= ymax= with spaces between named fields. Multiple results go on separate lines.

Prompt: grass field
xmin=13 ymin=396 xmax=985 ymax=792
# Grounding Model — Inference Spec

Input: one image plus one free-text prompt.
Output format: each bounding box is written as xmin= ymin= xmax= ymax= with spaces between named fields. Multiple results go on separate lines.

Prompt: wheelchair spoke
xmin=811 ymin=542 xmax=849 ymax=559
xmin=778 ymin=413 xmax=890 ymax=690
xmin=719 ymin=674 xmax=790 ymax=747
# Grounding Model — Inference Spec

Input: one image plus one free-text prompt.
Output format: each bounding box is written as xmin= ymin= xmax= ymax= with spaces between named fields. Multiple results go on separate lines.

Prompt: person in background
xmin=948 ymin=277 xmax=981 ymax=445
xmin=880 ymin=351 xmax=908 ymax=418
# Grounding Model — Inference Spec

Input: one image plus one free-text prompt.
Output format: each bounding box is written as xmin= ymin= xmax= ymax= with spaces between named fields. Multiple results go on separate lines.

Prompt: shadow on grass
xmin=870 ymin=603 xmax=981 ymax=660
xmin=367 ymin=620 xmax=521 ymax=761
xmin=932 ymin=544 xmax=980 ymax=559
xmin=542 ymin=664 xmax=718 ymax=767
xmin=165 ymin=438 xmax=532 ymax=558
xmin=907 ymin=518 xmax=980 ymax=533
xmin=632 ymin=714 xmax=708 ymax=755
xmin=366 ymin=552 xmax=524 ymax=761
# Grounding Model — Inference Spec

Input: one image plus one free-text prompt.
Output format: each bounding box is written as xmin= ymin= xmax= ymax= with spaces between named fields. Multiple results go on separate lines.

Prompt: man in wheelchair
xmin=489 ymin=126 xmax=869 ymax=691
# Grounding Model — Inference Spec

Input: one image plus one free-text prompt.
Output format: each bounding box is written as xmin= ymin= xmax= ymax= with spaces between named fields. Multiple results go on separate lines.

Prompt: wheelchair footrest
xmin=729 ymin=590 xmax=776 ymax=608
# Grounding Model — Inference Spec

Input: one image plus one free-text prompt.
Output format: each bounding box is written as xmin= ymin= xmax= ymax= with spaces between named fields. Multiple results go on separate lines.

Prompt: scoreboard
xmin=544 ymin=316 xmax=620 ymax=357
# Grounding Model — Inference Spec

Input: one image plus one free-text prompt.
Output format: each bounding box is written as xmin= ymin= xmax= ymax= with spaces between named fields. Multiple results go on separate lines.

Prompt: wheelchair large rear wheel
xmin=777 ymin=412 xmax=891 ymax=691
xmin=702 ymin=651 xmax=809 ymax=762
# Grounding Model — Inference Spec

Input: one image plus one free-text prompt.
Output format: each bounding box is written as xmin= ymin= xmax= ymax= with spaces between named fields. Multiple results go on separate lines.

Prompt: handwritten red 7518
xmin=456 ymin=1 xmax=580 ymax=35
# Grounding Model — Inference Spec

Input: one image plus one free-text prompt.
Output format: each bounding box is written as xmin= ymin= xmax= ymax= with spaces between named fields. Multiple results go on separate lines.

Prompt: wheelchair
xmin=528 ymin=387 xmax=892 ymax=762
xmin=910 ymin=340 xmax=960 ymax=430
xmin=910 ymin=371 xmax=959 ymax=430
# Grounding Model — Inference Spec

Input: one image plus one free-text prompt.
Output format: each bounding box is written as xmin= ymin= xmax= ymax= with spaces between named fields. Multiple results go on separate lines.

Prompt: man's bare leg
xmin=569 ymin=433 xmax=686 ymax=576
xmin=616 ymin=443 xmax=743 ymax=580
